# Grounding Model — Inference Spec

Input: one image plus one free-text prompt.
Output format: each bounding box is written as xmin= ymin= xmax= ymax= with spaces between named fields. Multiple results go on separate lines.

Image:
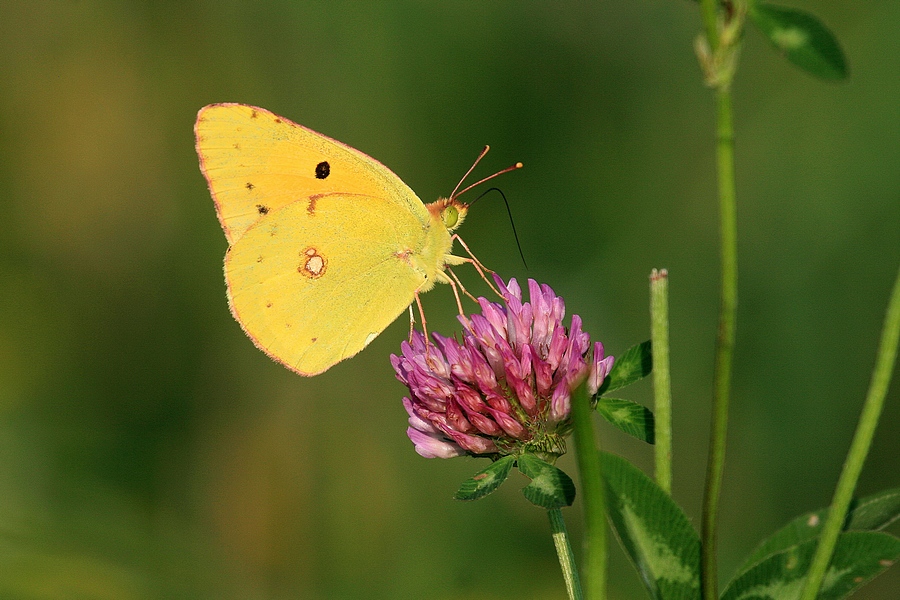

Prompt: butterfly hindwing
xmin=225 ymin=193 xmax=436 ymax=375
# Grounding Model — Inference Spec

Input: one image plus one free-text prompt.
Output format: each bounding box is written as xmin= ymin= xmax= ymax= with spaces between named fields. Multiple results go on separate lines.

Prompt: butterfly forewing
xmin=195 ymin=103 xmax=428 ymax=244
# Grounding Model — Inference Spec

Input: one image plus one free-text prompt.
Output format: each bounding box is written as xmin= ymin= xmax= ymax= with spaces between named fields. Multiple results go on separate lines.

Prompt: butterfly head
xmin=428 ymin=197 xmax=468 ymax=233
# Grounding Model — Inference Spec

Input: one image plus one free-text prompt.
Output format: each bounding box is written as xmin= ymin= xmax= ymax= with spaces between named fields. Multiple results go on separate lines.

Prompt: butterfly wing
xmin=225 ymin=193 xmax=447 ymax=376
xmin=195 ymin=103 xmax=428 ymax=244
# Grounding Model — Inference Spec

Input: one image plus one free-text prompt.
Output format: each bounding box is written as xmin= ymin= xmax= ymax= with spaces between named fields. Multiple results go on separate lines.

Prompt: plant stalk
xmin=799 ymin=265 xmax=900 ymax=600
xmin=549 ymin=507 xmax=584 ymax=600
xmin=701 ymin=85 xmax=738 ymax=600
xmin=650 ymin=269 xmax=673 ymax=494
xmin=699 ymin=0 xmax=720 ymax=50
xmin=571 ymin=383 xmax=607 ymax=600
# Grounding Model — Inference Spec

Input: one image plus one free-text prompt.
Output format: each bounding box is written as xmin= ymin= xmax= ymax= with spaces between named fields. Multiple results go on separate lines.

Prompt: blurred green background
xmin=1 ymin=1 xmax=898 ymax=598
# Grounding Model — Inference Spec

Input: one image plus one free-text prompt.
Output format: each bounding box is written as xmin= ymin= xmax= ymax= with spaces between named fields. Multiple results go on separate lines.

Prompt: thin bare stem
xmin=799 ymin=265 xmax=900 ymax=600
xmin=571 ymin=383 xmax=607 ymax=600
xmin=701 ymin=83 xmax=738 ymax=600
xmin=650 ymin=269 xmax=673 ymax=494
xmin=549 ymin=508 xmax=584 ymax=600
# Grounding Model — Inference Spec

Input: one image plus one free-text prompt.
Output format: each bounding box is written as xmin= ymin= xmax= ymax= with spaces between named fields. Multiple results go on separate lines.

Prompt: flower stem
xmin=650 ymin=269 xmax=673 ymax=494
xmin=699 ymin=0 xmax=720 ymax=50
xmin=798 ymin=265 xmax=900 ymax=600
xmin=701 ymin=81 xmax=738 ymax=600
xmin=571 ymin=383 xmax=606 ymax=600
xmin=549 ymin=508 xmax=584 ymax=600
xmin=694 ymin=2 xmax=745 ymax=596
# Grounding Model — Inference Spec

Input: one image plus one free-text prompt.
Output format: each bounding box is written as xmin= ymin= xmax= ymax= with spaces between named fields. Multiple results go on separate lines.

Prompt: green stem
xmin=799 ymin=265 xmax=900 ymax=600
xmin=701 ymin=85 xmax=738 ymax=600
xmin=699 ymin=0 xmax=720 ymax=50
xmin=549 ymin=508 xmax=584 ymax=600
xmin=650 ymin=269 xmax=673 ymax=494
xmin=571 ymin=383 xmax=606 ymax=600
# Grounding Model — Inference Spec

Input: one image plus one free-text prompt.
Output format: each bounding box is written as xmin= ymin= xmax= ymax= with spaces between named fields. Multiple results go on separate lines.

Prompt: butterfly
xmin=194 ymin=103 xmax=520 ymax=375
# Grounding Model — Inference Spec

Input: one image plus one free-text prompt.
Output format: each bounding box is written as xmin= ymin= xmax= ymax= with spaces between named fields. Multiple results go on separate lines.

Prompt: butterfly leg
xmin=413 ymin=290 xmax=447 ymax=365
xmin=437 ymin=271 xmax=477 ymax=331
xmin=413 ymin=290 xmax=432 ymax=343
xmin=449 ymin=234 xmax=502 ymax=297
xmin=407 ymin=304 xmax=416 ymax=342
xmin=445 ymin=267 xmax=480 ymax=305
xmin=447 ymin=271 xmax=468 ymax=314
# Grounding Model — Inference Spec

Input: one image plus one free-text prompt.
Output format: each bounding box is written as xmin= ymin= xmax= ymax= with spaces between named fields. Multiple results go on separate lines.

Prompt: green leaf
xmin=596 ymin=397 xmax=655 ymax=444
xmin=722 ymin=531 xmax=900 ymax=600
xmin=602 ymin=452 xmax=700 ymax=600
xmin=454 ymin=455 xmax=515 ymax=501
xmin=600 ymin=340 xmax=652 ymax=394
xmin=516 ymin=454 xmax=576 ymax=509
xmin=740 ymin=486 xmax=900 ymax=570
xmin=844 ymin=487 xmax=900 ymax=531
xmin=749 ymin=3 xmax=848 ymax=80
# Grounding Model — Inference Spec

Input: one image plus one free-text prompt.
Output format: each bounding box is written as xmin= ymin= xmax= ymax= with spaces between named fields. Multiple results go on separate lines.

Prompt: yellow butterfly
xmin=195 ymin=103 xmax=519 ymax=376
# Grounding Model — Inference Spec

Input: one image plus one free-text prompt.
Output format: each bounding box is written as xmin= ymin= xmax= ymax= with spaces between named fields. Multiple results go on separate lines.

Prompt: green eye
xmin=442 ymin=205 xmax=459 ymax=228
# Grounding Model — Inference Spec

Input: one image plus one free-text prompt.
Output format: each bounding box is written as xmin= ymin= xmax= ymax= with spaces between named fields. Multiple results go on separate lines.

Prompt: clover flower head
xmin=392 ymin=275 xmax=614 ymax=460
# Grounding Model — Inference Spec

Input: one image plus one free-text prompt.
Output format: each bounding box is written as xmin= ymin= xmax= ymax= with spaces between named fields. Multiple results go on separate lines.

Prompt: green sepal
xmin=749 ymin=3 xmax=848 ymax=80
xmin=453 ymin=455 xmax=515 ymax=501
xmin=598 ymin=340 xmax=652 ymax=395
xmin=516 ymin=453 xmax=576 ymax=509
xmin=602 ymin=452 xmax=701 ymax=600
xmin=595 ymin=397 xmax=655 ymax=444
xmin=722 ymin=531 xmax=900 ymax=600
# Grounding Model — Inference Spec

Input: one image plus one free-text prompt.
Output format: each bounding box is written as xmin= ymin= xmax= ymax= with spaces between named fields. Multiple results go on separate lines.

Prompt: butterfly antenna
xmin=449 ymin=145 xmax=491 ymax=200
xmin=471 ymin=187 xmax=529 ymax=270
xmin=453 ymin=160 xmax=524 ymax=202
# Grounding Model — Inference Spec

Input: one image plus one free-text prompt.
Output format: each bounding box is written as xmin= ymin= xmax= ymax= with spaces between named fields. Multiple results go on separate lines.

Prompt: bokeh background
xmin=1 ymin=1 xmax=898 ymax=598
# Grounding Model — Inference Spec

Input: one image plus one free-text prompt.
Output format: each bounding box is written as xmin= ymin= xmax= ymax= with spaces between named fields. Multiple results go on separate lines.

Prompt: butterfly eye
xmin=442 ymin=204 xmax=459 ymax=229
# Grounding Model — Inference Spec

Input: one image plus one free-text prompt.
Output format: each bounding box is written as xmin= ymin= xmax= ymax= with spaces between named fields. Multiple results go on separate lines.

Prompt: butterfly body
xmin=195 ymin=104 xmax=467 ymax=376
